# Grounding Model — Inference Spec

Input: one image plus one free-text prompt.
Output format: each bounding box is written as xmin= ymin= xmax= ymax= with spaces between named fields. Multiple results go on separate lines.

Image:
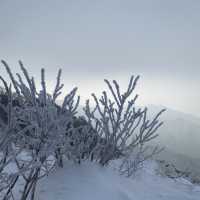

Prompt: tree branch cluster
xmin=0 ymin=61 xmax=165 ymax=199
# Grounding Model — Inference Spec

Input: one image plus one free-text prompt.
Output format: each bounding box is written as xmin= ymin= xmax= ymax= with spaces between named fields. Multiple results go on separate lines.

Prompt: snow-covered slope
xmin=36 ymin=161 xmax=200 ymax=200
xmin=146 ymin=105 xmax=200 ymax=178
xmin=148 ymin=105 xmax=200 ymax=160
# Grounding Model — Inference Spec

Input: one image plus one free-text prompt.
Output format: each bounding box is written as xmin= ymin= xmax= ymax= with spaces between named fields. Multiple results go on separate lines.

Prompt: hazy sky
xmin=0 ymin=0 xmax=200 ymax=117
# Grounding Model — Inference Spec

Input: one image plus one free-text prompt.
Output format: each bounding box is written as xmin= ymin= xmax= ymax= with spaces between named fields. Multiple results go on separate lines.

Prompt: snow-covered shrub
xmin=0 ymin=85 xmax=21 ymax=200
xmin=119 ymin=145 xmax=163 ymax=177
xmin=67 ymin=116 xmax=100 ymax=163
xmin=0 ymin=60 xmax=81 ymax=199
xmin=0 ymin=60 xmax=166 ymax=198
xmin=156 ymin=160 xmax=191 ymax=179
xmin=84 ymin=76 xmax=165 ymax=166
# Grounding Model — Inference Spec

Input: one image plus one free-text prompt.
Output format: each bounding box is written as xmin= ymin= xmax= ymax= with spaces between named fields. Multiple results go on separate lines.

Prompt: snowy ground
xmin=35 ymin=161 xmax=200 ymax=200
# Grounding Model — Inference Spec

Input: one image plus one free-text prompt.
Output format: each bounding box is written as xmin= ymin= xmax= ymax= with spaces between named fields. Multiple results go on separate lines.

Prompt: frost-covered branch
xmin=0 ymin=60 xmax=81 ymax=199
xmin=84 ymin=75 xmax=165 ymax=165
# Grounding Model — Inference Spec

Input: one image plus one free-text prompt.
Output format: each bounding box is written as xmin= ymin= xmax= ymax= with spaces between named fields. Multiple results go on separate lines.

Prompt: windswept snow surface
xmin=37 ymin=161 xmax=200 ymax=200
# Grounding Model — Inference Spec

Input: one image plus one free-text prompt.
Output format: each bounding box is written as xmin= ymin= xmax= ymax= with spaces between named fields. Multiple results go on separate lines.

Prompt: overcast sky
xmin=0 ymin=0 xmax=200 ymax=117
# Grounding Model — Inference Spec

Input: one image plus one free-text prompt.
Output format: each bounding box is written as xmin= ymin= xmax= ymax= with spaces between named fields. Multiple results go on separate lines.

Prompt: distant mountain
xmin=146 ymin=105 xmax=200 ymax=177
xmin=147 ymin=104 xmax=200 ymax=127
xmin=147 ymin=105 xmax=200 ymax=160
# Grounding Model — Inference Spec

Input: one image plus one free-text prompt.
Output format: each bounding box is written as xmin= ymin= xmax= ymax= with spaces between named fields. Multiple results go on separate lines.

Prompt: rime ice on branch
xmin=84 ymin=75 xmax=165 ymax=165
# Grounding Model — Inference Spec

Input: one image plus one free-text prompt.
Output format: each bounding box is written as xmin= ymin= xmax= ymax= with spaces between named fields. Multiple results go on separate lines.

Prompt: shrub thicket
xmin=0 ymin=61 xmax=165 ymax=199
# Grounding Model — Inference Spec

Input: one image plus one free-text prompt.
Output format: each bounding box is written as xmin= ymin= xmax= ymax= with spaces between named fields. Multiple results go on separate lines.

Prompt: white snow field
xmin=35 ymin=161 xmax=200 ymax=200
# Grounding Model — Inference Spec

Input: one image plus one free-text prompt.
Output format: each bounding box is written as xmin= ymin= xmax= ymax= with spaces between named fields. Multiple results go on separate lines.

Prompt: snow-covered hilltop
xmin=0 ymin=63 xmax=199 ymax=200
xmin=37 ymin=161 xmax=200 ymax=200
